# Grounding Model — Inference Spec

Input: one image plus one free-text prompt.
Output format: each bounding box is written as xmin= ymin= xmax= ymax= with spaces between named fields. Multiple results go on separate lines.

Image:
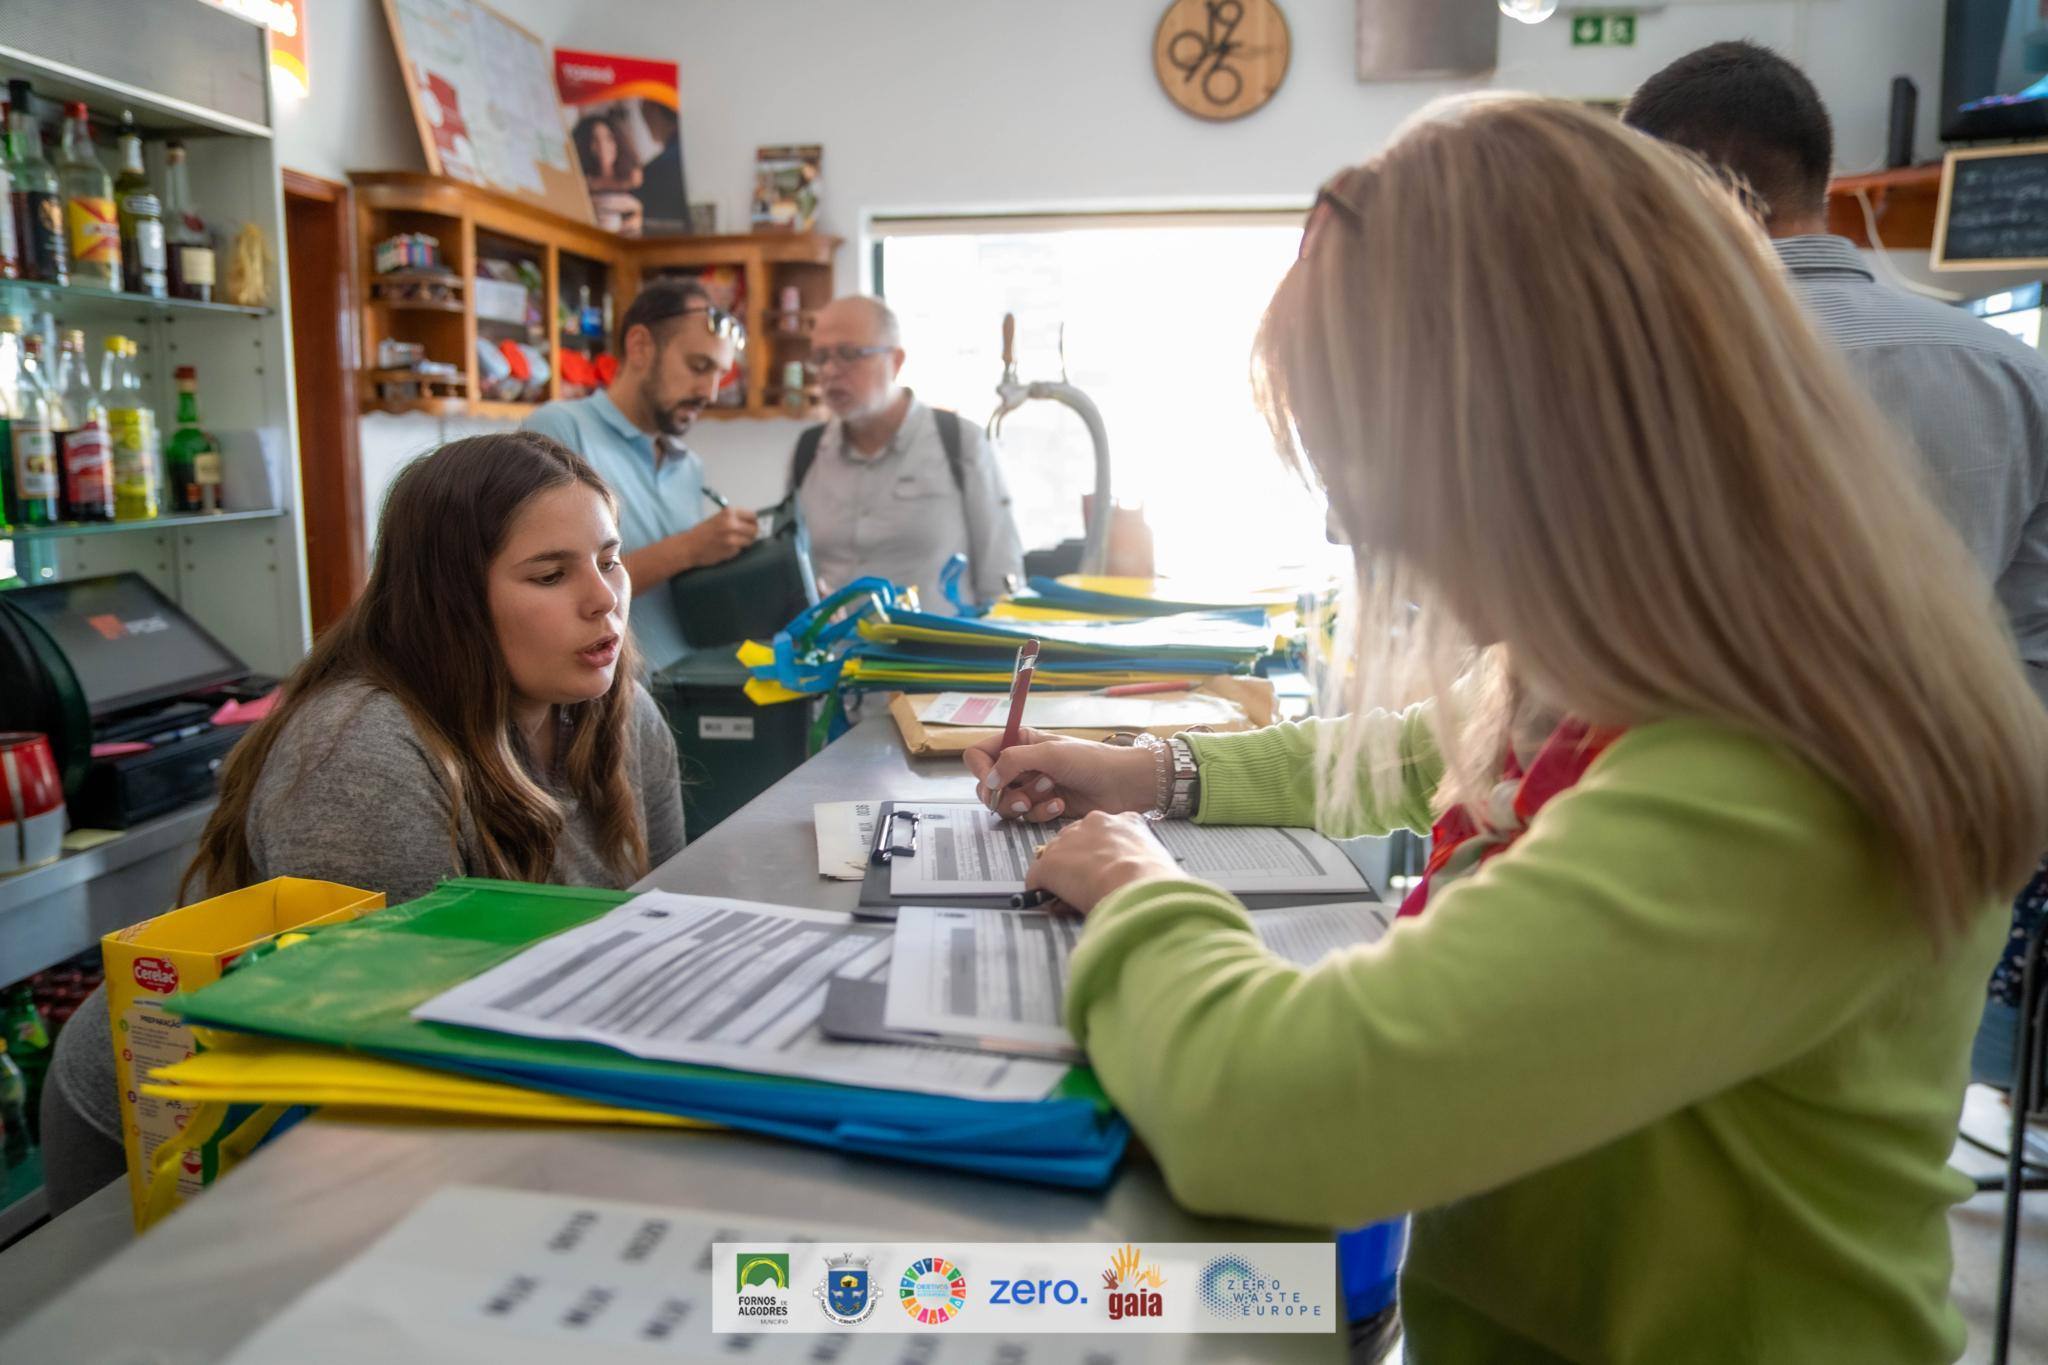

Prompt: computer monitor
xmin=1943 ymin=0 xmax=2048 ymax=142
xmin=5 ymin=573 xmax=249 ymax=718
xmin=1962 ymin=281 xmax=2045 ymax=350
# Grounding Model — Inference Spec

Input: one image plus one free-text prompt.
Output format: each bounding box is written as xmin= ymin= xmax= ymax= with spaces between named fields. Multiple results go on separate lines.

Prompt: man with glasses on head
xmin=524 ymin=278 xmax=757 ymax=670
xmin=790 ymin=295 xmax=1022 ymax=613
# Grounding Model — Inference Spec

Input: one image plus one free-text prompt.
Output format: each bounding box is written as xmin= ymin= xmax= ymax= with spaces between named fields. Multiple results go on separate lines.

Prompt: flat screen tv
xmin=1943 ymin=0 xmax=2048 ymax=142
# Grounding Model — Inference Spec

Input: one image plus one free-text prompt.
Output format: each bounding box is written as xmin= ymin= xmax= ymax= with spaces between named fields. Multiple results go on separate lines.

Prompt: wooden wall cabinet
xmin=351 ymin=173 xmax=840 ymax=423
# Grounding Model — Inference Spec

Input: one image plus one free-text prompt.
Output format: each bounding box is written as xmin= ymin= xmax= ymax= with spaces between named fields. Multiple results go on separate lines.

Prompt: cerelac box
xmin=102 ymin=877 xmax=384 ymax=1226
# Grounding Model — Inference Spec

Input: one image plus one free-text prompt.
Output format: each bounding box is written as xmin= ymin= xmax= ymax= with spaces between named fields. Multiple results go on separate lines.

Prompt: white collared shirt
xmin=796 ymin=392 xmax=1024 ymax=613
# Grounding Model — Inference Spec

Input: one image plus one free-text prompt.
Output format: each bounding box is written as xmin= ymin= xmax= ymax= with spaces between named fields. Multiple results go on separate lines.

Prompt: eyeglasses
xmin=1299 ymin=170 xmax=1366 ymax=261
xmin=810 ymin=343 xmax=893 ymax=368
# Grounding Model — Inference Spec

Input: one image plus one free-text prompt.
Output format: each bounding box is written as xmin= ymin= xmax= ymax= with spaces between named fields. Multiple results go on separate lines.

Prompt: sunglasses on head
xmin=1299 ymin=169 xmax=1366 ymax=261
xmin=636 ymin=297 xmax=747 ymax=349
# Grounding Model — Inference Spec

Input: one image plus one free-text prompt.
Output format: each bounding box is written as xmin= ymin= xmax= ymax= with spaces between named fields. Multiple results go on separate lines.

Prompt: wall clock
xmin=1154 ymin=0 xmax=1292 ymax=122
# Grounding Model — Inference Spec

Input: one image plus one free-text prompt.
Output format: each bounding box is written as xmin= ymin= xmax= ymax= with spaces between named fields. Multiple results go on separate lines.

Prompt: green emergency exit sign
xmin=1571 ymin=12 xmax=1637 ymax=46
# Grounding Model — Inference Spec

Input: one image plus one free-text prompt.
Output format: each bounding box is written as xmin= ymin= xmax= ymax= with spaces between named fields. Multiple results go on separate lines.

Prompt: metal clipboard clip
xmin=872 ymin=809 xmax=922 ymax=864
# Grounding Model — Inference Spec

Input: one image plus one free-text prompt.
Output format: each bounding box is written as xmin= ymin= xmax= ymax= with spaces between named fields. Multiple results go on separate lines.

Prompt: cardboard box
xmin=102 ymin=877 xmax=383 ymax=1227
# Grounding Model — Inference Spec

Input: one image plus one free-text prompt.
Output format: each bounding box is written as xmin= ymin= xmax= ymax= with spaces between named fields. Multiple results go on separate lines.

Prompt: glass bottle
xmin=0 ymin=1038 xmax=29 ymax=1169
xmin=104 ymin=336 xmax=160 ymax=521
xmin=167 ymin=364 xmax=219 ymax=514
xmin=114 ymin=111 xmax=166 ymax=298
xmin=0 ymin=984 xmax=51 ymax=1144
xmin=10 ymin=331 xmax=58 ymax=525
xmin=161 ymin=141 xmax=214 ymax=304
xmin=7 ymin=81 xmax=66 ymax=286
xmin=0 ymin=317 xmax=17 ymax=528
xmin=58 ymin=101 xmax=119 ymax=290
xmin=0 ymin=104 xmax=17 ymax=280
xmin=56 ymin=328 xmax=111 ymax=521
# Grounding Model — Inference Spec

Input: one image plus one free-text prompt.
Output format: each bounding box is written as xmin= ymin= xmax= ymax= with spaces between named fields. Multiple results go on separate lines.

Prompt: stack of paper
xmin=169 ymin=879 xmax=1128 ymax=1189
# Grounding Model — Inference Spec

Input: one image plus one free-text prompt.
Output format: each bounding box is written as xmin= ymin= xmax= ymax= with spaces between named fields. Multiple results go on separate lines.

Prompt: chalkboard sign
xmin=1934 ymin=143 xmax=2048 ymax=269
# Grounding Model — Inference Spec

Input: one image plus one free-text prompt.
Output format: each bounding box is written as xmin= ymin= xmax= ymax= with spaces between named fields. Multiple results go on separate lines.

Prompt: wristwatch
xmin=1163 ymin=734 xmax=1201 ymax=820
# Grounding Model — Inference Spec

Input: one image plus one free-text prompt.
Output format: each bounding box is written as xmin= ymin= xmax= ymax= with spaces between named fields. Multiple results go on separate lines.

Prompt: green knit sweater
xmin=1064 ymin=710 xmax=2003 ymax=1364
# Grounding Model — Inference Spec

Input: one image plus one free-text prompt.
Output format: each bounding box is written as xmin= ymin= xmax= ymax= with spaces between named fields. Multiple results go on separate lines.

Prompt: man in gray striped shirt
xmin=1627 ymin=41 xmax=2048 ymax=709
xmin=1628 ymin=41 xmax=2048 ymax=1092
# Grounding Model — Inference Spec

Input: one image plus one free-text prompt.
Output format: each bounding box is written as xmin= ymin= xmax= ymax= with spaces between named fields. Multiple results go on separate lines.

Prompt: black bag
xmin=666 ymin=496 xmax=820 ymax=651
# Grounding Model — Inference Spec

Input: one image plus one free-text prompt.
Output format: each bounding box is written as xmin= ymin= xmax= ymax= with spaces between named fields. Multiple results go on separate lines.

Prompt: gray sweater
xmin=53 ymin=679 xmax=685 ymax=1143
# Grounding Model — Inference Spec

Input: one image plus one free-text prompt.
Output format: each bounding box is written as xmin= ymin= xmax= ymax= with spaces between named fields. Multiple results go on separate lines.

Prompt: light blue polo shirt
xmin=523 ymin=390 xmax=706 ymax=671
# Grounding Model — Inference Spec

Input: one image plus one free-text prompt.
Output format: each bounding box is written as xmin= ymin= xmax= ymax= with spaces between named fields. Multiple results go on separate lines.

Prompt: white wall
xmin=293 ymin=0 xmax=1961 ymax=538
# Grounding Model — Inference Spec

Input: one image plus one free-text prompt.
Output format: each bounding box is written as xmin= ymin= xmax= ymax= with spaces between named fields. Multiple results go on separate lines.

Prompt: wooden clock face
xmin=1154 ymin=0 xmax=1291 ymax=122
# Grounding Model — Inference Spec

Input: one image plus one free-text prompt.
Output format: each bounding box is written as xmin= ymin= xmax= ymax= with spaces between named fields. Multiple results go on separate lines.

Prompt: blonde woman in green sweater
xmin=966 ymin=95 xmax=2048 ymax=1364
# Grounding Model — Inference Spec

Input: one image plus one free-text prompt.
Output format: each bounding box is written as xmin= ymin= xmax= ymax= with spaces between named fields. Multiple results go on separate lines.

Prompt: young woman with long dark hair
xmin=43 ymin=431 xmax=684 ymax=1211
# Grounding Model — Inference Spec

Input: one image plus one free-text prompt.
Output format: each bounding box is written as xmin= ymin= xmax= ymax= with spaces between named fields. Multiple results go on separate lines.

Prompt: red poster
xmin=554 ymin=48 xmax=689 ymax=238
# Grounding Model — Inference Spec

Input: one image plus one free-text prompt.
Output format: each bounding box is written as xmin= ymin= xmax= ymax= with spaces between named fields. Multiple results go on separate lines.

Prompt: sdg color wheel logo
xmin=899 ymin=1256 xmax=968 ymax=1324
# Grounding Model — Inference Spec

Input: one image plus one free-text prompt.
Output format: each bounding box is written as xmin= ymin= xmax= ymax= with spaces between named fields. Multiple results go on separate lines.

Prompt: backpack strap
xmin=793 ymin=410 xmax=966 ymax=492
xmin=933 ymin=408 xmax=966 ymax=493
xmin=788 ymin=423 xmax=828 ymax=495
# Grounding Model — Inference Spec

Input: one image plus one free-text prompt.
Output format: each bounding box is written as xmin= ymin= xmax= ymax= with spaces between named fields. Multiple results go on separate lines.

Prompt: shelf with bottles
xmin=0 ymin=505 xmax=283 ymax=543
xmin=3 ymin=80 xmax=247 ymax=318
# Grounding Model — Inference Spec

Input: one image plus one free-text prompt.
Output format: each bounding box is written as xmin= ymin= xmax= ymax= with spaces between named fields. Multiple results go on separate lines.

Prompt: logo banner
xmin=714 ymin=1242 xmax=1337 ymax=1335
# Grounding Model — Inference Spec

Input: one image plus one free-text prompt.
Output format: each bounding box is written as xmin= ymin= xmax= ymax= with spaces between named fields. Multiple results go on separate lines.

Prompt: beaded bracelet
xmin=1130 ymin=733 xmax=1173 ymax=819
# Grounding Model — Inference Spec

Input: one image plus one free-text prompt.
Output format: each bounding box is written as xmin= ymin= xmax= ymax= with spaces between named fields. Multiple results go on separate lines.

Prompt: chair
xmin=1967 ymin=916 xmax=2048 ymax=1365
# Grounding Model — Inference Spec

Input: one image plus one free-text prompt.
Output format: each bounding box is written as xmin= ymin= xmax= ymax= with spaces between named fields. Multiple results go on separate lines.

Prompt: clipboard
xmin=855 ymin=800 xmax=1383 ymax=920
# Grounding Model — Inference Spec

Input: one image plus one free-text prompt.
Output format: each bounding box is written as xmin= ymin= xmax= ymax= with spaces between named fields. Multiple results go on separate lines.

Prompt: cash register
xmin=0 ymin=572 xmax=275 ymax=828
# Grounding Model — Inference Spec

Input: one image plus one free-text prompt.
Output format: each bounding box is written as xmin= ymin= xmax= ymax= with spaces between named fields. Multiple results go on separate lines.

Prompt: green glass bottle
xmin=0 ymin=984 xmax=50 ymax=1144
xmin=167 ymin=364 xmax=219 ymax=514
xmin=10 ymin=331 xmax=58 ymax=526
xmin=0 ymin=1038 xmax=29 ymax=1168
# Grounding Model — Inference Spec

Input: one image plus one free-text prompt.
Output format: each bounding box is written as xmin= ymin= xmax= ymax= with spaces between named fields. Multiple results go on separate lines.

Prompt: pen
xmin=1095 ymin=679 xmax=1199 ymax=696
xmin=701 ymin=485 xmax=731 ymax=510
xmin=1010 ymin=888 xmax=1057 ymax=909
xmin=999 ymin=639 xmax=1040 ymax=754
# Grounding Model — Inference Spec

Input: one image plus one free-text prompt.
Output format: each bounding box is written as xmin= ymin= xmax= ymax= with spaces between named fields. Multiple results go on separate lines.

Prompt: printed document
xmin=886 ymin=802 xmax=1371 ymax=898
xmin=812 ymin=800 xmax=879 ymax=880
xmin=412 ymin=892 xmax=1063 ymax=1102
xmin=884 ymin=900 xmax=1392 ymax=1056
xmin=917 ymin=691 xmax=1242 ymax=730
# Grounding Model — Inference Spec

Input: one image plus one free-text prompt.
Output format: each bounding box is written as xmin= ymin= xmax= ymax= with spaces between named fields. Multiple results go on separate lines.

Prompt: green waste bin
xmin=649 ymin=652 xmax=812 ymax=842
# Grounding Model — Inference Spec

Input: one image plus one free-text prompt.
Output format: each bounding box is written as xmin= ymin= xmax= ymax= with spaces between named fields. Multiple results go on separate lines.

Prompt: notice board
xmin=380 ymin=0 xmax=594 ymax=224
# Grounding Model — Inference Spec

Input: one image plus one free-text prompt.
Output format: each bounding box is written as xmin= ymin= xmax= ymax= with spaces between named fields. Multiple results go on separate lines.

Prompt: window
xmin=876 ymin=213 xmax=1344 ymax=586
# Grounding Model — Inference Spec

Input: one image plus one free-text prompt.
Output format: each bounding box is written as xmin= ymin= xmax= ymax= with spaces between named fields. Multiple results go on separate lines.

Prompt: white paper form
xmin=886 ymin=802 xmax=1373 ymax=899
xmin=812 ymin=800 xmax=879 ymax=880
xmin=884 ymin=900 xmax=1392 ymax=1056
xmin=412 ymin=892 xmax=1063 ymax=1102
xmin=223 ymin=1185 xmax=1159 ymax=1364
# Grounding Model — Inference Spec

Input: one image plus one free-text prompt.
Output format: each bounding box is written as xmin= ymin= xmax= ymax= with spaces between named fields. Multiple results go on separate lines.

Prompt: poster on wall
xmin=380 ymin=0 xmax=592 ymax=221
xmin=752 ymin=144 xmax=822 ymax=232
xmin=554 ymin=48 xmax=690 ymax=237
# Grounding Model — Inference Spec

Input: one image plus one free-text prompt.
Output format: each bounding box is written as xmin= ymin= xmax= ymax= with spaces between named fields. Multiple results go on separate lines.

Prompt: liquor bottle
xmin=161 ymin=141 xmax=214 ymax=304
xmin=113 ymin=111 xmax=165 ymax=298
xmin=103 ymin=336 xmax=159 ymax=521
xmin=0 ymin=105 xmax=18 ymax=280
xmin=56 ymin=328 xmax=111 ymax=522
xmin=7 ymin=81 xmax=66 ymax=286
xmin=0 ymin=984 xmax=51 ymax=1144
xmin=0 ymin=1039 xmax=29 ymax=1168
xmin=9 ymin=331 xmax=58 ymax=525
xmin=0 ymin=317 xmax=16 ymax=527
xmin=167 ymin=364 xmax=219 ymax=514
xmin=58 ymin=101 xmax=119 ymax=290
